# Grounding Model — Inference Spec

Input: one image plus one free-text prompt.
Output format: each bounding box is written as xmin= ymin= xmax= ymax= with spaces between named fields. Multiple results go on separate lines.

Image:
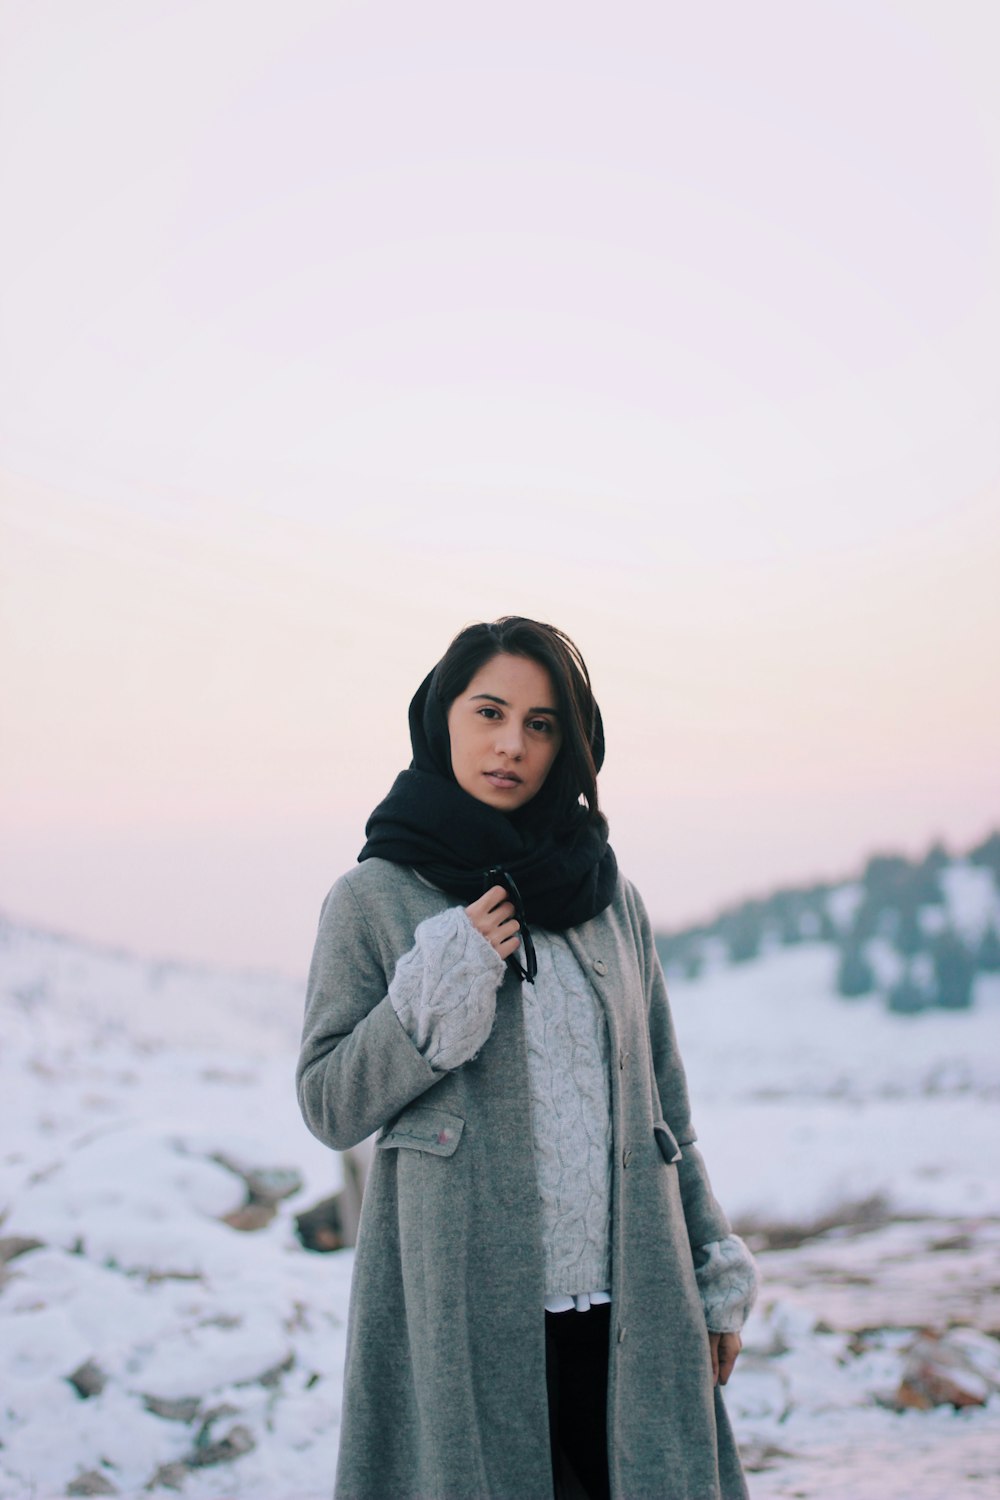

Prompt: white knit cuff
xmin=389 ymin=906 xmax=506 ymax=1072
xmin=694 ymin=1234 xmax=759 ymax=1333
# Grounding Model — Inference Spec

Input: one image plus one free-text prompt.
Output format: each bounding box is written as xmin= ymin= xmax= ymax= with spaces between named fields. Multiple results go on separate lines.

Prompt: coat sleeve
xmin=296 ymin=872 xmax=444 ymax=1150
xmin=626 ymin=879 xmax=734 ymax=1251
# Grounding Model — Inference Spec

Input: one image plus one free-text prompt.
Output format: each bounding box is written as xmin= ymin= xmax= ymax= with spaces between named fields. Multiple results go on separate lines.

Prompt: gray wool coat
xmin=297 ymin=858 xmax=750 ymax=1500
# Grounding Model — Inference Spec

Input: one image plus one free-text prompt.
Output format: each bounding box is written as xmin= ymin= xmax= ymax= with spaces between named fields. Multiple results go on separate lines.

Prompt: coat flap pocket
xmin=378 ymin=1107 xmax=465 ymax=1158
xmin=653 ymin=1120 xmax=683 ymax=1164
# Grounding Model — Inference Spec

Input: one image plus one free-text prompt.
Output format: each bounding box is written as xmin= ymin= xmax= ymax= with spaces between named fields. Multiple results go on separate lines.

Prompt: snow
xmin=667 ymin=944 xmax=1000 ymax=1226
xmin=939 ymin=861 xmax=999 ymax=941
xmin=2 ymin=892 xmax=999 ymax=1499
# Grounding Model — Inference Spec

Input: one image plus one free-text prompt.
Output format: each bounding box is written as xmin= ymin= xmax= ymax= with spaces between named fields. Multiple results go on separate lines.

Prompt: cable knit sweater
xmin=388 ymin=906 xmax=758 ymax=1331
xmin=523 ymin=930 xmax=613 ymax=1297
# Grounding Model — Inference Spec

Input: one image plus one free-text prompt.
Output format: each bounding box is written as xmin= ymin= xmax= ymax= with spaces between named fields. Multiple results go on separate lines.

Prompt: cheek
xmin=541 ymin=737 xmax=563 ymax=775
xmin=447 ymin=723 xmax=485 ymax=790
xmin=446 ymin=713 xmax=468 ymax=763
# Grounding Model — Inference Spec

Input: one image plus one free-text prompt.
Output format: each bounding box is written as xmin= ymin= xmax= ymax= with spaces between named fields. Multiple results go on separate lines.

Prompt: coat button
xmin=617 ymin=1325 xmax=627 ymax=1344
xmin=618 ymin=1049 xmax=630 ymax=1071
xmin=622 ymin=1148 xmax=633 ymax=1168
xmin=592 ymin=958 xmax=607 ymax=976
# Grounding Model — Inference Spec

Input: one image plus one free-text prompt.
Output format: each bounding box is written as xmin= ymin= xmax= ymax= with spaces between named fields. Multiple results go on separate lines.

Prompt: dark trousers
xmin=544 ymin=1304 xmax=611 ymax=1500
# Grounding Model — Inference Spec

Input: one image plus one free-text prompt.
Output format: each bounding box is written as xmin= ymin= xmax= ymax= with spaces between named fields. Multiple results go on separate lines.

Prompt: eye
xmin=476 ymin=705 xmax=502 ymax=720
xmin=528 ymin=718 xmax=554 ymax=734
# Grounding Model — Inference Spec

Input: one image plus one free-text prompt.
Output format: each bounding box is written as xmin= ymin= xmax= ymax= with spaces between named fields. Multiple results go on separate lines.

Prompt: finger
xmin=475 ymin=904 xmax=516 ymax=940
xmin=708 ymin=1332 xmax=720 ymax=1386
xmin=465 ymin=886 xmax=506 ymax=917
xmin=718 ymin=1335 xmax=740 ymax=1386
xmin=465 ymin=902 xmax=520 ymax=955
xmin=485 ymin=920 xmax=521 ymax=960
xmin=464 ymin=894 xmax=512 ymax=938
xmin=473 ymin=886 xmax=508 ymax=913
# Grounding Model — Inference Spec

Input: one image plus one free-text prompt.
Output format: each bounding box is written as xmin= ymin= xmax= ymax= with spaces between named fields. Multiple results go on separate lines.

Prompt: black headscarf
xmin=358 ymin=663 xmax=618 ymax=931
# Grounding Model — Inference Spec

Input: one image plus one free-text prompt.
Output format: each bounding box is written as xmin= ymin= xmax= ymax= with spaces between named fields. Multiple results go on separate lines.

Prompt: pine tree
xmin=931 ymin=930 xmax=975 ymax=1010
xmin=969 ymin=830 xmax=1000 ymax=884
xmin=837 ymin=942 xmax=875 ymax=999
xmin=887 ymin=972 xmax=927 ymax=1015
xmin=976 ymin=926 xmax=1000 ymax=974
xmin=723 ymin=905 xmax=763 ymax=964
xmin=895 ymin=904 xmax=925 ymax=958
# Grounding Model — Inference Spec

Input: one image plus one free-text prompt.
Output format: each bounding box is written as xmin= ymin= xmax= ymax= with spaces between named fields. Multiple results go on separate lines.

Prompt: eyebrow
xmin=470 ymin=693 xmax=560 ymax=716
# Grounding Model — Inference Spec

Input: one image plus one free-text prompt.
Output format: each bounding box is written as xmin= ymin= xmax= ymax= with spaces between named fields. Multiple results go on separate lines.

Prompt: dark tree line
xmin=655 ymin=831 xmax=1000 ymax=1014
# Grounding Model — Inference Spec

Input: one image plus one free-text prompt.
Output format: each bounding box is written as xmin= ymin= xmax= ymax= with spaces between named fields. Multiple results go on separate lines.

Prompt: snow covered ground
xmin=1 ymin=905 xmax=999 ymax=1500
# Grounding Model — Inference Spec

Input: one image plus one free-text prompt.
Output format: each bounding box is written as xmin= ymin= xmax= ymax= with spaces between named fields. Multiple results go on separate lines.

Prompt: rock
xmin=210 ymin=1152 xmax=303 ymax=1224
xmin=142 ymin=1394 xmax=202 ymax=1423
xmin=215 ymin=1158 xmax=303 ymax=1231
xmin=142 ymin=1408 xmax=256 ymax=1487
xmin=189 ymin=1422 xmax=256 ymax=1467
xmin=66 ymin=1472 xmax=118 ymax=1497
xmin=293 ymin=1142 xmax=371 ymax=1251
xmin=67 ymin=1359 xmax=109 ymax=1398
xmin=144 ymin=1461 xmax=188 ymax=1491
xmin=929 ymin=1232 xmax=974 ymax=1252
xmin=197 ymin=1402 xmax=239 ymax=1429
xmin=222 ymin=1201 xmax=277 ymax=1232
xmin=945 ymin=1327 xmax=1000 ymax=1387
xmin=0 ymin=1234 xmax=45 ymax=1264
xmin=895 ymin=1368 xmax=986 ymax=1410
xmin=894 ymin=1332 xmax=991 ymax=1410
xmin=294 ymin=1193 xmax=349 ymax=1252
xmin=243 ymin=1166 xmax=303 ymax=1204
xmin=255 ymin=1350 xmax=295 ymax=1388
xmin=144 ymin=1267 xmax=204 ymax=1285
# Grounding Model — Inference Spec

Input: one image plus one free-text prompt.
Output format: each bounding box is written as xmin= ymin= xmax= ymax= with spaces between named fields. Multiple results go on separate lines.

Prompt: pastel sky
xmin=1 ymin=0 xmax=998 ymax=974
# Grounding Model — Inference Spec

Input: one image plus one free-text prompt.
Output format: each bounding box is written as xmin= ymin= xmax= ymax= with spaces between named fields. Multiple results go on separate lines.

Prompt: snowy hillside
xmin=2 ymin=898 xmax=999 ymax=1499
xmin=659 ymin=836 xmax=1000 ymax=1016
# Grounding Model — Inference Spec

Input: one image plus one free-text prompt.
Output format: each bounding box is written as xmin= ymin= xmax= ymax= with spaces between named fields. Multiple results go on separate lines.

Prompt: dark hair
xmin=434 ymin=616 xmax=605 ymax=827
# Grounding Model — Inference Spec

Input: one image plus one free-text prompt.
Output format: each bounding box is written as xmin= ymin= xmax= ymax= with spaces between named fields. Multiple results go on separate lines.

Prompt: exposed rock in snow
xmin=895 ymin=1332 xmax=994 ymax=1410
xmin=66 ymin=1471 xmax=118 ymax=1497
xmin=67 ymin=1358 xmax=109 ymax=1399
xmin=187 ymin=1410 xmax=257 ymax=1468
xmin=0 ymin=1234 xmax=44 ymax=1264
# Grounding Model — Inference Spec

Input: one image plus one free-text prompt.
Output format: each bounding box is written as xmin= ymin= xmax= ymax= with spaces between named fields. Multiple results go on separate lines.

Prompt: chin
xmin=472 ymin=786 xmax=531 ymax=811
xmin=486 ymin=792 xmax=526 ymax=811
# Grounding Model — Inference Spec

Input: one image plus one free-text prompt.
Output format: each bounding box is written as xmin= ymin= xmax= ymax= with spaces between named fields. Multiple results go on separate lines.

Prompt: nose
xmin=494 ymin=719 xmax=525 ymax=759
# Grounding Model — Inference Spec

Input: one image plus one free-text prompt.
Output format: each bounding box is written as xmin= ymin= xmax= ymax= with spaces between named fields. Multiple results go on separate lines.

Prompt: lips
xmin=485 ymin=770 xmax=523 ymax=788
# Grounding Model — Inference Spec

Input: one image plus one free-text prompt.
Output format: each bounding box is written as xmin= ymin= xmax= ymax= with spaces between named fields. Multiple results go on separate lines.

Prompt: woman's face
xmin=446 ymin=652 xmax=564 ymax=812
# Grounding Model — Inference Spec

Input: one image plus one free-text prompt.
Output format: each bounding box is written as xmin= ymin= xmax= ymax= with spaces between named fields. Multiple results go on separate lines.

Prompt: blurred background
xmin=2 ymin=0 xmax=997 ymax=975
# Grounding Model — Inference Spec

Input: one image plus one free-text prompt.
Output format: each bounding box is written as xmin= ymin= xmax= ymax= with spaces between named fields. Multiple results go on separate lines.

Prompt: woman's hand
xmin=709 ymin=1331 xmax=742 ymax=1386
xmin=465 ymin=886 xmax=521 ymax=962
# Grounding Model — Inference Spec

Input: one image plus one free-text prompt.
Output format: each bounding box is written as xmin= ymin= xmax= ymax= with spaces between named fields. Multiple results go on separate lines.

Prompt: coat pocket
xmin=653 ymin=1119 xmax=683 ymax=1164
xmin=377 ymin=1106 xmax=465 ymax=1158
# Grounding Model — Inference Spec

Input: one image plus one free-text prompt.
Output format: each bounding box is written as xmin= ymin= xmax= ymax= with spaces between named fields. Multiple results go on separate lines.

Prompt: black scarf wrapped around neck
xmin=358 ymin=665 xmax=618 ymax=931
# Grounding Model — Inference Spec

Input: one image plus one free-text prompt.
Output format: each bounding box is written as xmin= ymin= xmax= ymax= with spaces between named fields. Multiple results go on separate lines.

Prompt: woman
xmin=297 ymin=617 xmax=758 ymax=1500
